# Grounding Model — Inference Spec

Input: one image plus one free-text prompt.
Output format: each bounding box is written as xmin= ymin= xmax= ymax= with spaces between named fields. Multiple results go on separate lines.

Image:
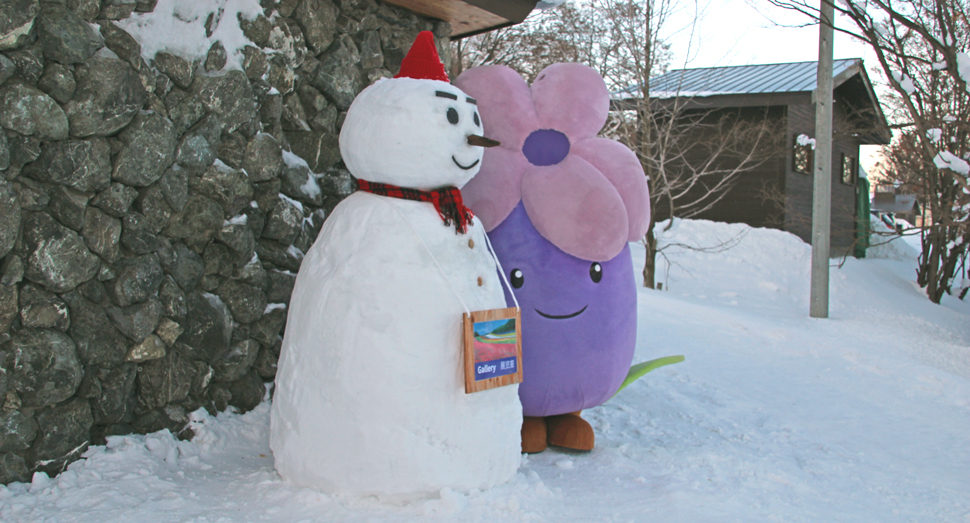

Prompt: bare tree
xmin=767 ymin=0 xmax=970 ymax=303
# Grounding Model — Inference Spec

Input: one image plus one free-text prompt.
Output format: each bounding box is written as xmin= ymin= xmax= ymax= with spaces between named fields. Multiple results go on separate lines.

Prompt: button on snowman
xmin=270 ymin=32 xmax=522 ymax=500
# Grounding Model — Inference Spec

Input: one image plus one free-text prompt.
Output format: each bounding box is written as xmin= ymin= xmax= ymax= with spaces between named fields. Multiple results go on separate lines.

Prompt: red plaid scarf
xmin=356 ymin=179 xmax=474 ymax=235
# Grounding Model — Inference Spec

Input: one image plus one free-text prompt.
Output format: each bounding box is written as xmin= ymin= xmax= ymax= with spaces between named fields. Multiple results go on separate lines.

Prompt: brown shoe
xmin=545 ymin=411 xmax=594 ymax=451
xmin=521 ymin=416 xmax=548 ymax=453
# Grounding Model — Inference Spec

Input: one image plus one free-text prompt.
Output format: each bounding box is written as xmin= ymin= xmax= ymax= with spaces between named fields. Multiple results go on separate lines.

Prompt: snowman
xmin=269 ymin=32 xmax=522 ymax=500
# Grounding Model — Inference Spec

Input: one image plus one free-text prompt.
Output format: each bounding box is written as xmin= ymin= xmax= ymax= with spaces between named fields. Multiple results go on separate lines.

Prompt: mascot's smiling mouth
xmin=452 ymin=156 xmax=480 ymax=170
xmin=535 ymin=305 xmax=588 ymax=320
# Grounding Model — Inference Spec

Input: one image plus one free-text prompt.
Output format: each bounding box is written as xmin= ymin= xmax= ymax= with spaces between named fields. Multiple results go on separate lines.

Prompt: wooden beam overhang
xmin=380 ymin=0 xmax=538 ymax=38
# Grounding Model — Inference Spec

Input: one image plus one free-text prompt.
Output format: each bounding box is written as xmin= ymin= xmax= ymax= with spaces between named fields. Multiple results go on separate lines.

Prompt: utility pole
xmin=810 ymin=0 xmax=834 ymax=318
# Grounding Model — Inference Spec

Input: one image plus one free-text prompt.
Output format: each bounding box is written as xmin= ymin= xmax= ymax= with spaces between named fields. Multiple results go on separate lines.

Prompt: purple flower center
xmin=522 ymin=129 xmax=570 ymax=166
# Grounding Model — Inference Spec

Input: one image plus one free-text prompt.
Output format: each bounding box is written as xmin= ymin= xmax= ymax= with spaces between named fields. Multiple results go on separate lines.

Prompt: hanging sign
xmin=463 ymin=307 xmax=523 ymax=393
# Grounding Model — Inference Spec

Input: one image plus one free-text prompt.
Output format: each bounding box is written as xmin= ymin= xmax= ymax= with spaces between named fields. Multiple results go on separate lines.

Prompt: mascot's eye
xmin=473 ymin=112 xmax=480 ymax=127
xmin=511 ymin=269 xmax=524 ymax=289
xmin=447 ymin=107 xmax=459 ymax=125
xmin=590 ymin=263 xmax=603 ymax=283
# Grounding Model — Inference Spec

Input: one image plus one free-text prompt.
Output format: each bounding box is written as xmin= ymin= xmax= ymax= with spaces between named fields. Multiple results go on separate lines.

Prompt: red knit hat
xmin=394 ymin=31 xmax=450 ymax=82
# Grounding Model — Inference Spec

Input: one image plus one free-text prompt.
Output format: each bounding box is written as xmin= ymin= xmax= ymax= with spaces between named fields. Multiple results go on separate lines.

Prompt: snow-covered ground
xmin=2 ymin=219 xmax=968 ymax=523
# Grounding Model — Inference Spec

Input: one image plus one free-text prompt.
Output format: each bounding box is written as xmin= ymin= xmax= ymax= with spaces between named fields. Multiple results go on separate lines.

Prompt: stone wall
xmin=0 ymin=0 xmax=451 ymax=483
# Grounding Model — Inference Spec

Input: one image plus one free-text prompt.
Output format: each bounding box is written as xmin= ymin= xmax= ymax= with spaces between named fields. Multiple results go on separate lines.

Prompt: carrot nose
xmin=467 ymin=135 xmax=501 ymax=148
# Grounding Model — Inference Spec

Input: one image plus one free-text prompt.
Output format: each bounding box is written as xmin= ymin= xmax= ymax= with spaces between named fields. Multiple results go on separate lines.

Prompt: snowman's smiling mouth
xmin=452 ymin=156 xmax=480 ymax=170
xmin=535 ymin=305 xmax=588 ymax=320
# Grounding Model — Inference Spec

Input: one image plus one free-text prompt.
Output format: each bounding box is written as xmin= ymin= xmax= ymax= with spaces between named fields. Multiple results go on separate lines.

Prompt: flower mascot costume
xmin=270 ymin=33 xmax=522 ymax=500
xmin=455 ymin=64 xmax=653 ymax=452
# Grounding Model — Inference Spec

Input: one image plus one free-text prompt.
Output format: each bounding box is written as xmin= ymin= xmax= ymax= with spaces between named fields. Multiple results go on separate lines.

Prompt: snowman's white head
xmin=339 ymin=77 xmax=491 ymax=191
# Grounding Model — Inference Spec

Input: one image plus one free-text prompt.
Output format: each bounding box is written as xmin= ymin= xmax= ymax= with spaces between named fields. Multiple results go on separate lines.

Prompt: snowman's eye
xmin=511 ymin=269 xmax=524 ymax=289
xmin=590 ymin=263 xmax=602 ymax=283
xmin=473 ymin=112 xmax=480 ymax=127
xmin=447 ymin=107 xmax=459 ymax=125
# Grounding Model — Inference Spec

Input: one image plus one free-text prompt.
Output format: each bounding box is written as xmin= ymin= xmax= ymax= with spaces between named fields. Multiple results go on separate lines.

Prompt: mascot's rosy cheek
xmin=455 ymin=64 xmax=650 ymax=451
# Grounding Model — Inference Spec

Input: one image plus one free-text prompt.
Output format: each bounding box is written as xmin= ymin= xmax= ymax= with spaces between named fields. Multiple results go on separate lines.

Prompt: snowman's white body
xmin=270 ymin=77 xmax=522 ymax=499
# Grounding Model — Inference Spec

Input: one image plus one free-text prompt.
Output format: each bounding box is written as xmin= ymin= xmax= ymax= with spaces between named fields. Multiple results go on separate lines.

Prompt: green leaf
xmin=613 ymin=355 xmax=685 ymax=397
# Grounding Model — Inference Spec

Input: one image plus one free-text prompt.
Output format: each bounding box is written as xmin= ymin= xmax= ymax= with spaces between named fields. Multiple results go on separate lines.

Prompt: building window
xmin=842 ymin=154 xmax=856 ymax=185
xmin=793 ymin=134 xmax=814 ymax=174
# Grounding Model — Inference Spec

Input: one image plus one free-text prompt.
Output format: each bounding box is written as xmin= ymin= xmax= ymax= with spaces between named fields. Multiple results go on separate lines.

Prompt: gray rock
xmin=165 ymin=88 xmax=206 ymax=136
xmin=0 ymin=55 xmax=13 ymax=86
xmin=204 ymin=40 xmax=227 ymax=72
xmin=21 ymin=212 xmax=100 ymax=293
xmin=66 ymin=57 xmax=149 ymax=138
xmin=63 ymin=292 xmax=128 ymax=366
xmin=310 ymin=34 xmax=363 ymax=111
xmin=0 ymin=453 xmax=30 ymax=484
xmin=213 ymin=339 xmax=259 ymax=382
xmin=98 ymin=21 xmax=141 ymax=67
xmin=140 ymin=346 xmax=196 ymax=410
xmin=35 ymin=4 xmax=103 ymax=65
xmin=76 ymin=279 xmax=105 ymax=303
xmin=5 ymin=47 xmax=44 ymax=85
xmin=0 ymin=132 xmax=8 ymax=171
xmin=266 ymin=269 xmax=296 ymax=303
xmin=153 ymin=52 xmax=194 ymax=90
xmin=297 ymin=84 xmax=329 ymax=115
xmin=68 ymin=0 xmax=101 ymax=22
xmin=203 ymin=242 xmax=234 ymax=278
xmin=13 ymin=178 xmax=49 ymax=211
xmin=0 ymin=83 xmax=70 ymax=141
xmin=251 ymin=306 xmax=286 ymax=348
xmin=174 ymin=114 xmax=223 ymax=170
xmin=2 ymin=255 xmax=24 ymax=287
xmin=104 ymin=296 xmax=162 ymax=342
xmin=155 ymin=318 xmax=183 ymax=347
xmin=100 ymin=0 xmax=136 ymax=20
xmin=240 ymin=15 xmax=272 ymax=47
xmin=159 ymin=166 xmax=189 ymax=212
xmin=295 ymin=0 xmax=338 ymax=55
xmin=360 ymin=30 xmax=384 ymax=69
xmin=280 ymin=163 xmax=324 ymax=207
xmin=37 ymin=62 xmax=76 ymax=104
xmin=0 ymin=0 xmax=39 ymax=51
xmin=216 ymin=280 xmax=266 ymax=324
xmin=308 ymin=104 xmax=338 ymax=133
xmin=133 ymin=185 xmax=172 ymax=234
xmin=284 ymin=130 xmax=340 ymax=172
xmin=179 ymin=292 xmax=232 ymax=365
xmin=232 ymin=257 xmax=267 ymax=289
xmin=48 ymin=186 xmax=90 ymax=232
xmin=24 ymin=138 xmax=112 ymax=193
xmin=216 ymin=223 xmax=256 ymax=267
xmin=27 ymin=398 xmax=93 ymax=473
xmin=242 ymin=134 xmax=284 ymax=182
xmin=189 ymin=164 xmax=253 ymax=219
xmin=8 ymin=329 xmax=83 ymax=408
xmin=158 ymin=276 xmax=186 ymax=318
xmin=320 ymin=169 xmax=355 ymax=197
xmin=267 ymin=18 xmax=307 ymax=69
xmin=125 ymin=334 xmax=165 ymax=362
xmin=164 ymin=194 xmax=224 ymax=252
xmin=266 ymin=54 xmax=295 ymax=96
xmin=240 ymin=46 xmax=268 ymax=83
xmin=106 ymin=254 xmax=163 ymax=307
xmin=91 ymin=182 xmax=138 ymax=218
xmin=227 ymin=369 xmax=264 ymax=412
xmin=216 ymin=132 xmax=247 ymax=170
xmin=253 ymin=346 xmax=278 ymax=379
xmin=0 ymin=181 xmax=20 ymax=260
xmin=281 ymin=93 xmax=310 ymax=132
xmin=263 ymin=195 xmax=303 ymax=245
xmin=255 ymin=239 xmax=303 ymax=272
xmin=0 ymin=284 xmax=17 ymax=335
xmin=191 ymin=71 xmax=256 ymax=133
xmin=88 ymin=364 xmax=136 ymax=424
xmin=19 ymin=284 xmax=70 ymax=331
xmin=113 ymin=111 xmax=177 ymax=187
xmin=8 ymin=133 xmax=41 ymax=170
xmin=120 ymin=212 xmax=158 ymax=254
xmin=159 ymin=242 xmax=203 ymax=291
xmin=81 ymin=207 xmax=122 ymax=263
xmin=0 ymin=410 xmax=37 ymax=453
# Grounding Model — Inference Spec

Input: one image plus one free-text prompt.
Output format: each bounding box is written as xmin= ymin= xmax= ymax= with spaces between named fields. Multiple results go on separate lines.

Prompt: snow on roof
xmin=614 ymin=59 xmax=862 ymax=100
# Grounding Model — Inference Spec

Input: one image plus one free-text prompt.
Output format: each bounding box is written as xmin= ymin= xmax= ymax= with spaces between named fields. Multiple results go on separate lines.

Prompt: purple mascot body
xmin=455 ymin=64 xmax=651 ymax=452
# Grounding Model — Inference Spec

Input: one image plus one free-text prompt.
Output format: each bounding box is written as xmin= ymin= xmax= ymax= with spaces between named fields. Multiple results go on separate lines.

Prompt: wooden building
xmin=384 ymin=0 xmax=542 ymax=37
xmin=617 ymin=59 xmax=891 ymax=253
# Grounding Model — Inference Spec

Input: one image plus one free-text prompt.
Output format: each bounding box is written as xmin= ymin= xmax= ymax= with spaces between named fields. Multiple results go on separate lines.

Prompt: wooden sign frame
xmin=462 ymin=307 xmax=523 ymax=393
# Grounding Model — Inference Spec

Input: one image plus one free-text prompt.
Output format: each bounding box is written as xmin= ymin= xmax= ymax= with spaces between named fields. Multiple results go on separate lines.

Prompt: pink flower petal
xmin=531 ymin=64 xmax=610 ymax=141
xmin=571 ymin=137 xmax=651 ymax=241
xmin=521 ymin=155 xmax=629 ymax=261
xmin=462 ymin=147 xmax=529 ymax=231
xmin=455 ymin=65 xmax=539 ymax=151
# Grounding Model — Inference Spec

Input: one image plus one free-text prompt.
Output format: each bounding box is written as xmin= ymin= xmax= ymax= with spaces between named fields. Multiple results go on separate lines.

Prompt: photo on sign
xmin=462 ymin=307 xmax=523 ymax=394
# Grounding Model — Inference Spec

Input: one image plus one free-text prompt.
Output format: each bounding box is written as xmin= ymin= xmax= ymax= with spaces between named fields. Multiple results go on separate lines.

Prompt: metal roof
xmin=615 ymin=59 xmax=862 ymax=99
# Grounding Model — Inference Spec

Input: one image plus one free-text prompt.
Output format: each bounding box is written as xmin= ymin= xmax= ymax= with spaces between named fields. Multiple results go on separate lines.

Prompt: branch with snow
xmin=933 ymin=151 xmax=970 ymax=176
